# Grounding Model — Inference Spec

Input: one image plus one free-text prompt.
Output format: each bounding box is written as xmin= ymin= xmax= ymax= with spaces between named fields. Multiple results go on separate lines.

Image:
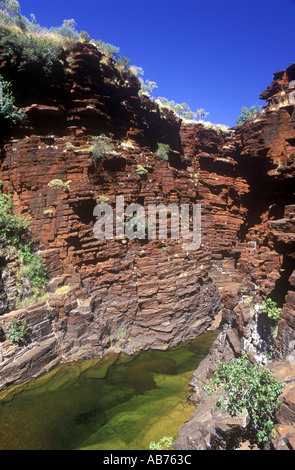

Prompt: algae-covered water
xmin=0 ymin=330 xmax=218 ymax=450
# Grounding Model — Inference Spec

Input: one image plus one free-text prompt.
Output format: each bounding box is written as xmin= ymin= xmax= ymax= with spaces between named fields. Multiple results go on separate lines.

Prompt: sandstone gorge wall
xmin=0 ymin=40 xmax=294 ymax=432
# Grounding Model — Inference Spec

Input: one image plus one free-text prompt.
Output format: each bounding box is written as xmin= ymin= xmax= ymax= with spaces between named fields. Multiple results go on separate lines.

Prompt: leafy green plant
xmin=142 ymin=80 xmax=158 ymax=99
xmin=0 ymin=74 xmax=24 ymax=124
xmin=96 ymin=195 xmax=110 ymax=203
xmin=0 ymin=194 xmax=29 ymax=249
xmin=48 ymin=179 xmax=71 ymax=189
xmin=124 ymin=214 xmax=148 ymax=238
xmin=80 ymin=31 xmax=90 ymax=42
xmin=149 ymin=436 xmax=173 ymax=450
xmin=0 ymin=194 xmax=47 ymax=295
xmin=64 ymin=142 xmax=76 ymax=151
xmin=51 ymin=19 xmax=79 ymax=40
xmin=93 ymin=40 xmax=120 ymax=60
xmin=43 ymin=209 xmax=54 ymax=215
xmin=156 ymin=97 xmax=209 ymax=121
xmin=90 ymin=136 xmax=114 ymax=160
xmin=236 ymin=105 xmax=262 ymax=126
xmin=156 ymin=143 xmax=170 ymax=162
xmin=15 ymin=292 xmax=48 ymax=309
xmin=116 ymin=56 xmax=131 ymax=72
xmin=17 ymin=245 xmax=47 ymax=291
xmin=203 ymin=355 xmax=285 ymax=447
xmin=262 ymin=298 xmax=282 ymax=324
xmin=0 ymin=25 xmax=64 ymax=72
xmin=0 ymin=0 xmax=20 ymax=22
xmin=55 ymin=285 xmax=70 ymax=295
xmin=109 ymin=324 xmax=127 ymax=348
xmin=7 ymin=317 xmax=30 ymax=345
xmin=116 ymin=324 xmax=126 ymax=341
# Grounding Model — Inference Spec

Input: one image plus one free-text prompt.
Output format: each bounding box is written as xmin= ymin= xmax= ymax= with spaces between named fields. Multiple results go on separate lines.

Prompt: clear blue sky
xmin=19 ymin=0 xmax=295 ymax=127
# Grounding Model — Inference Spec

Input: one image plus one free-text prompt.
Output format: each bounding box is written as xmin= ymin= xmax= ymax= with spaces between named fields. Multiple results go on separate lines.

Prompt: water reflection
xmin=0 ymin=329 xmax=219 ymax=450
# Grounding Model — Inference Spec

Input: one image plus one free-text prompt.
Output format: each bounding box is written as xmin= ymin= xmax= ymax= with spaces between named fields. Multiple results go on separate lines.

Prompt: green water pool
xmin=0 ymin=329 xmax=219 ymax=450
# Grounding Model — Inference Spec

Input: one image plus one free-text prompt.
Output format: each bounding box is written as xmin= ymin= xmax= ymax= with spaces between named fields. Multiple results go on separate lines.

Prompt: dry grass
xmin=2 ymin=22 xmax=80 ymax=51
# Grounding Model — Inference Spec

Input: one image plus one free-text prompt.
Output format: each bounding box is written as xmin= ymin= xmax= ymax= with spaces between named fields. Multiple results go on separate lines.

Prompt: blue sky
xmin=19 ymin=0 xmax=295 ymax=127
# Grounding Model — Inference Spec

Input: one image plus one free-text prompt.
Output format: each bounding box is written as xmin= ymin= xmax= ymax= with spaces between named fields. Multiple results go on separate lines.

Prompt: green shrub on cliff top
xmin=6 ymin=317 xmax=29 ymax=345
xmin=149 ymin=436 xmax=173 ymax=450
xmin=17 ymin=243 xmax=47 ymax=290
xmin=203 ymin=354 xmax=285 ymax=447
xmin=90 ymin=136 xmax=114 ymax=160
xmin=0 ymin=0 xmax=20 ymax=21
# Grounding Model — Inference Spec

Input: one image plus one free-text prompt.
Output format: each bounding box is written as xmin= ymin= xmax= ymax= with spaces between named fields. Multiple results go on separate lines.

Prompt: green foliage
xmin=142 ymin=80 xmax=158 ymax=99
xmin=0 ymin=193 xmax=29 ymax=249
xmin=129 ymin=65 xmax=144 ymax=78
xmin=80 ymin=30 xmax=90 ymax=42
xmin=91 ymin=136 xmax=114 ymax=160
xmin=96 ymin=195 xmax=110 ymax=203
xmin=149 ymin=436 xmax=173 ymax=450
xmin=236 ymin=105 xmax=262 ymax=125
xmin=0 ymin=74 xmax=24 ymax=124
xmin=48 ymin=179 xmax=71 ymax=189
xmin=51 ymin=19 xmax=79 ymax=40
xmin=0 ymin=194 xmax=47 ymax=293
xmin=203 ymin=355 xmax=285 ymax=447
xmin=0 ymin=0 xmax=20 ymax=19
xmin=156 ymin=143 xmax=170 ymax=162
xmin=157 ymin=97 xmax=209 ymax=121
xmin=136 ymin=165 xmax=148 ymax=175
xmin=54 ymin=285 xmax=70 ymax=295
xmin=17 ymin=244 xmax=47 ymax=290
xmin=93 ymin=40 xmax=120 ymax=60
xmin=124 ymin=214 xmax=149 ymax=238
xmin=0 ymin=25 xmax=64 ymax=72
xmin=262 ymin=298 xmax=282 ymax=324
xmin=6 ymin=317 xmax=29 ymax=345
xmin=109 ymin=324 xmax=127 ymax=347
xmin=116 ymin=56 xmax=131 ymax=71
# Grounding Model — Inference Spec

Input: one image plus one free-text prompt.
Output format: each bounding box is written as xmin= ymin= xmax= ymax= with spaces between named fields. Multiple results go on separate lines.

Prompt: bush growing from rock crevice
xmin=156 ymin=143 xmax=170 ymax=162
xmin=261 ymin=298 xmax=282 ymax=324
xmin=0 ymin=74 xmax=24 ymax=124
xmin=236 ymin=105 xmax=262 ymax=126
xmin=0 ymin=193 xmax=47 ymax=301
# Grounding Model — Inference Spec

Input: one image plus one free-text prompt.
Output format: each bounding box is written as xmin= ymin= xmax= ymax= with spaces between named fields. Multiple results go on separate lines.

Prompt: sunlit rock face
xmin=0 ymin=45 xmax=294 ymax=394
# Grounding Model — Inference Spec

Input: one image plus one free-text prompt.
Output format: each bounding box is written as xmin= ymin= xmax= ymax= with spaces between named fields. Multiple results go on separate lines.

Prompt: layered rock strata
xmin=0 ymin=43 xmax=295 ymax=448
